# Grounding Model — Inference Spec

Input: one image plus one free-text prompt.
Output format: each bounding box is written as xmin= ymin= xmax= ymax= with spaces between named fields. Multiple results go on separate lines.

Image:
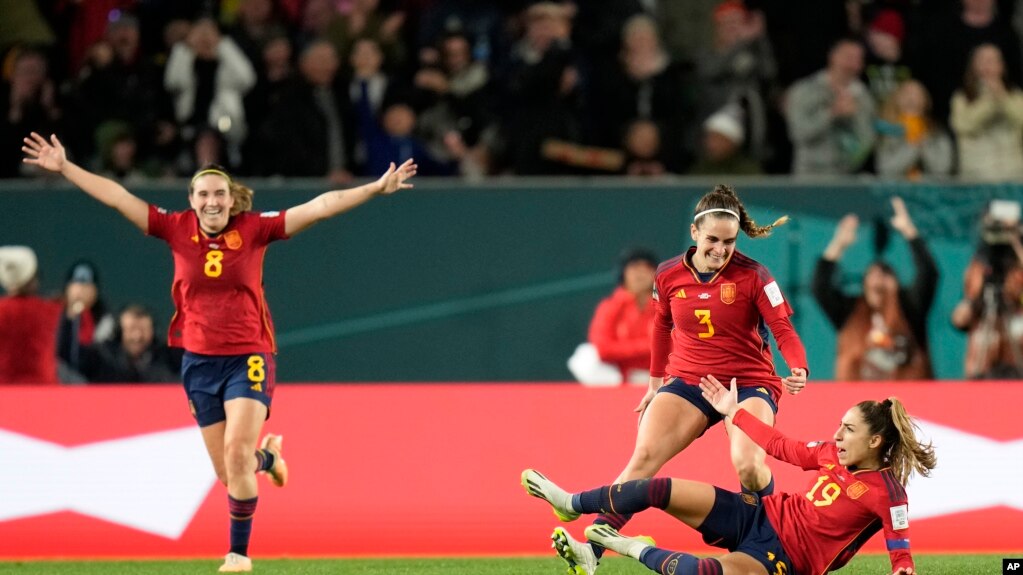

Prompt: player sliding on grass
xmin=523 ymin=374 xmax=935 ymax=575
xmin=23 ymin=131 xmax=416 ymax=573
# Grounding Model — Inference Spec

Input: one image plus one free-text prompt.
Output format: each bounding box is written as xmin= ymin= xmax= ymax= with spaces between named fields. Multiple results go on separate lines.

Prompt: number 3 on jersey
xmin=247 ymin=355 xmax=265 ymax=392
xmin=204 ymin=250 xmax=224 ymax=278
xmin=694 ymin=309 xmax=715 ymax=338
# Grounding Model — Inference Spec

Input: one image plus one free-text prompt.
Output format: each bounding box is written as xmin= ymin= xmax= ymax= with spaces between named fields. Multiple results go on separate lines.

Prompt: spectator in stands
xmin=568 ymin=248 xmax=658 ymax=386
xmin=786 ymin=38 xmax=876 ymax=176
xmin=228 ymin=0 xmax=290 ymax=72
xmin=356 ymin=98 xmax=456 ymax=176
xmin=345 ymin=37 xmax=409 ymax=174
xmin=587 ymin=13 xmax=691 ymax=172
xmin=620 ymin=119 xmax=669 ymax=176
xmin=695 ymin=1 xmax=778 ymax=166
xmin=252 ymin=39 xmax=352 ymax=182
xmin=241 ymin=34 xmax=293 ymax=173
xmin=813 ymin=197 xmax=938 ymax=380
xmin=862 ymin=8 xmax=913 ymax=106
xmin=952 ymin=199 xmax=1023 ymax=378
xmin=689 ymin=105 xmax=762 ymax=176
xmin=917 ymin=0 xmax=1022 ymax=128
xmin=498 ymin=2 xmax=582 ymax=174
xmin=875 ymin=79 xmax=954 ymax=179
xmin=950 ymin=43 xmax=1023 ymax=181
xmin=70 ymin=12 xmax=167 ymax=169
xmin=57 ymin=260 xmax=116 ymax=382
xmin=413 ymin=31 xmax=494 ymax=169
xmin=323 ymin=0 xmax=408 ymax=70
xmin=1 ymin=48 xmax=61 ymax=178
xmin=164 ymin=17 xmax=256 ymax=168
xmin=81 ymin=304 xmax=182 ymax=383
xmin=0 ymin=246 xmax=62 ymax=385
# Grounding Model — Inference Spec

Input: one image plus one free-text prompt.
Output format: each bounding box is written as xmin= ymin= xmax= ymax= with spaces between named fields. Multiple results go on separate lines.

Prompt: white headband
xmin=694 ymin=208 xmax=739 ymax=222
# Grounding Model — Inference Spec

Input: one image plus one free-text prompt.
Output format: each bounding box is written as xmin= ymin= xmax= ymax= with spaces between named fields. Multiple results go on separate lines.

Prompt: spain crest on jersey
xmin=720 ymin=282 xmax=737 ymax=304
xmin=224 ymin=230 xmax=243 ymax=250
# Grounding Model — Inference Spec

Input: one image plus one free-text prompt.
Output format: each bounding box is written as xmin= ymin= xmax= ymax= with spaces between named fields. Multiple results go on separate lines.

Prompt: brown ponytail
xmin=693 ymin=184 xmax=789 ymax=238
xmin=856 ymin=397 xmax=937 ymax=485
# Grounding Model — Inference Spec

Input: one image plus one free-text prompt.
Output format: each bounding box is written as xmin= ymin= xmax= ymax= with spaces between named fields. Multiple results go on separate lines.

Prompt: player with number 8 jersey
xmin=21 ymin=131 xmax=417 ymax=573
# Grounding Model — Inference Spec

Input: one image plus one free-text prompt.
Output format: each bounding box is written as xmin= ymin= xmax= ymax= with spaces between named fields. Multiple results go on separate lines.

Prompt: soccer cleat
xmin=218 ymin=552 xmax=252 ymax=572
xmin=260 ymin=433 xmax=288 ymax=487
xmin=551 ymin=526 xmax=598 ymax=575
xmin=584 ymin=524 xmax=655 ymax=560
xmin=521 ymin=469 xmax=579 ymax=522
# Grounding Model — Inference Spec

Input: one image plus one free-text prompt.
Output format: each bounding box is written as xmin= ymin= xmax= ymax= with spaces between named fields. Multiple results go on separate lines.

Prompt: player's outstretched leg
xmin=258 ymin=434 xmax=288 ymax=487
xmin=586 ymin=525 xmax=720 ymax=575
xmin=552 ymin=526 xmax=598 ymax=575
xmin=218 ymin=552 xmax=253 ymax=572
xmin=521 ymin=469 xmax=580 ymax=521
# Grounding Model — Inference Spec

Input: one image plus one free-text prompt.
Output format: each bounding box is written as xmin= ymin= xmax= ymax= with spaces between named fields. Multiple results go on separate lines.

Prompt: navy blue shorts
xmin=657 ymin=378 xmax=778 ymax=436
xmin=696 ymin=487 xmax=794 ymax=575
xmin=181 ymin=351 xmax=276 ymax=427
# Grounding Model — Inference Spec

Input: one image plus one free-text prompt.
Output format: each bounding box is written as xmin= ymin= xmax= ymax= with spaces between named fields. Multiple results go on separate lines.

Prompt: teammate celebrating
xmin=561 ymin=184 xmax=809 ymax=574
xmin=523 ymin=374 xmax=935 ymax=575
xmin=22 ymin=132 xmax=416 ymax=572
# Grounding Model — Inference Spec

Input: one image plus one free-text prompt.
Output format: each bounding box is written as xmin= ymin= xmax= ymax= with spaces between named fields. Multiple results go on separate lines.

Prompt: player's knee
xmin=731 ymin=457 xmax=765 ymax=485
xmin=223 ymin=441 xmax=255 ymax=476
xmin=627 ymin=443 xmax=667 ymax=475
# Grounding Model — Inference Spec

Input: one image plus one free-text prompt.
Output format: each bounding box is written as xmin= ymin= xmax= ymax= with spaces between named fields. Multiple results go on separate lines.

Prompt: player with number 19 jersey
xmin=147 ymin=205 xmax=289 ymax=355
xmin=651 ymin=246 xmax=807 ymax=400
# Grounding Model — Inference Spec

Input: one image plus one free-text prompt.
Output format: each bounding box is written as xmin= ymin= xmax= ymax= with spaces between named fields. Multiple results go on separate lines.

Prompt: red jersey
xmin=148 ymin=205 xmax=289 ymax=355
xmin=650 ymin=247 xmax=807 ymax=398
xmin=588 ymin=287 xmax=656 ymax=380
xmin=733 ymin=409 xmax=914 ymax=575
xmin=0 ymin=295 xmax=62 ymax=384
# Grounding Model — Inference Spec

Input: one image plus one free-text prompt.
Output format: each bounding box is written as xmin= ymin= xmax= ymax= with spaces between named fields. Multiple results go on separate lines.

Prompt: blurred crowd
xmin=4 ymin=0 xmax=1023 ymax=181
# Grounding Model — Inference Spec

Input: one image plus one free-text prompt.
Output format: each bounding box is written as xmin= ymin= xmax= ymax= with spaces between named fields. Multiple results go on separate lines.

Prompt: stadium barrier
xmin=1 ymin=382 xmax=1021 ymax=558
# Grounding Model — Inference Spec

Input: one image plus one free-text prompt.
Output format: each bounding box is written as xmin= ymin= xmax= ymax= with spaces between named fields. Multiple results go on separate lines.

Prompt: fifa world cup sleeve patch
xmin=764 ymin=281 xmax=785 ymax=307
xmin=652 ymin=285 xmax=659 ymax=301
xmin=890 ymin=504 xmax=909 ymax=530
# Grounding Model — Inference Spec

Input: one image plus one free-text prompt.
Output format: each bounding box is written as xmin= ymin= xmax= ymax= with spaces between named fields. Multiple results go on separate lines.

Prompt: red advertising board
xmin=1 ymin=383 xmax=1021 ymax=558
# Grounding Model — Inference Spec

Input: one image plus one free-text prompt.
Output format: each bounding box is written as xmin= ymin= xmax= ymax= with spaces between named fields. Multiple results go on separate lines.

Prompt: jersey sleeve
xmin=146 ymin=205 xmax=175 ymax=241
xmin=256 ymin=210 xmax=289 ymax=244
xmin=765 ymin=314 xmax=809 ymax=373
xmin=731 ymin=409 xmax=828 ymax=470
xmin=877 ymin=472 xmax=915 ymax=573
xmin=649 ymin=275 xmax=673 ymax=378
xmin=755 ymin=272 xmax=808 ymax=373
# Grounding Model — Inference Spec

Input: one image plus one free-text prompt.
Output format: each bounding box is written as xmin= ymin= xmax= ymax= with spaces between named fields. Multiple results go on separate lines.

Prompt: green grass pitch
xmin=0 ymin=554 xmax=1008 ymax=574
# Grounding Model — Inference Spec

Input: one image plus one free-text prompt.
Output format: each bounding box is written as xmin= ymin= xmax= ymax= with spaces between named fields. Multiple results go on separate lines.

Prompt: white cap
xmin=704 ymin=109 xmax=745 ymax=145
xmin=0 ymin=246 xmax=38 ymax=294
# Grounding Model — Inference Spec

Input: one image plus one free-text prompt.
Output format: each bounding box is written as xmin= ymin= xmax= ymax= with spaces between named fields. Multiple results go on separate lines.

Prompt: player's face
xmin=189 ymin=174 xmax=234 ymax=234
xmin=690 ymin=216 xmax=739 ymax=273
xmin=833 ymin=407 xmax=882 ymax=468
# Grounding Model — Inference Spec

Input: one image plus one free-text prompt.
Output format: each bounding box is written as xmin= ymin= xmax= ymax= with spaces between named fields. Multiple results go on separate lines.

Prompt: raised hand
xmin=374 ymin=159 xmax=418 ymax=195
xmin=22 ymin=132 xmax=67 ymax=173
xmin=699 ymin=374 xmax=739 ymax=418
xmin=889 ymin=196 xmax=918 ymax=240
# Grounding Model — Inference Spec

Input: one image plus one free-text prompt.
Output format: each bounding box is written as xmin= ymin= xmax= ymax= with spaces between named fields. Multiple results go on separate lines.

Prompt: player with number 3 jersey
xmin=22 ymin=131 xmax=417 ymax=573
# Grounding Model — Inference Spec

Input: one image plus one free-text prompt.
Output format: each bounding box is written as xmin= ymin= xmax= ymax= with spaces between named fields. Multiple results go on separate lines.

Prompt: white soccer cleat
xmin=521 ymin=469 xmax=580 ymax=522
xmin=218 ymin=552 xmax=252 ymax=572
xmin=552 ymin=526 xmax=599 ymax=575
xmin=584 ymin=524 xmax=655 ymax=560
xmin=260 ymin=433 xmax=288 ymax=487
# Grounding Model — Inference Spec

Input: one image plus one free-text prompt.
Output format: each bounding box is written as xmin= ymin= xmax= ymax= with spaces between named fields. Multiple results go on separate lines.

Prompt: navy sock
xmin=575 ymin=478 xmax=673 ymax=515
xmin=638 ymin=548 xmax=722 ymax=575
xmin=741 ymin=475 xmax=774 ymax=498
xmin=255 ymin=449 xmax=276 ymax=473
xmin=590 ymin=512 xmax=633 ymax=559
xmin=228 ymin=495 xmax=258 ymax=556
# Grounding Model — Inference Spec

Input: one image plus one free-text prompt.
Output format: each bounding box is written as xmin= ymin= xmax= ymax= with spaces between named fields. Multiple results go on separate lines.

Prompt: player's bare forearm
xmin=285 ymin=183 xmax=381 ymax=237
xmin=61 ymin=161 xmax=148 ymax=231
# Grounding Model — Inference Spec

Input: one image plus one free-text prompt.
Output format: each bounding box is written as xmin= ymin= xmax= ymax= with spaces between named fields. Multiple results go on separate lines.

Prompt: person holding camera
xmin=952 ymin=200 xmax=1023 ymax=379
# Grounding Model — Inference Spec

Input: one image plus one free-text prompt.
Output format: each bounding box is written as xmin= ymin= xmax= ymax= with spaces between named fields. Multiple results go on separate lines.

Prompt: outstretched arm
xmin=22 ymin=133 xmax=148 ymax=232
xmin=284 ymin=159 xmax=417 ymax=237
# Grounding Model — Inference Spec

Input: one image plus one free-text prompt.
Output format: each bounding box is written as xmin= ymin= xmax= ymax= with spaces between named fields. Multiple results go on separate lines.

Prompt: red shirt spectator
xmin=588 ymin=285 xmax=656 ymax=382
xmin=0 ymin=246 xmax=62 ymax=385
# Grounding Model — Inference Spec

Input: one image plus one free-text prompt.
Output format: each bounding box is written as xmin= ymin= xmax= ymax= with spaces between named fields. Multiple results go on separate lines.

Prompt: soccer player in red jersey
xmin=22 ymin=132 xmax=416 ymax=572
xmin=523 ymin=374 xmax=936 ymax=575
xmin=559 ymin=184 xmax=809 ymax=574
